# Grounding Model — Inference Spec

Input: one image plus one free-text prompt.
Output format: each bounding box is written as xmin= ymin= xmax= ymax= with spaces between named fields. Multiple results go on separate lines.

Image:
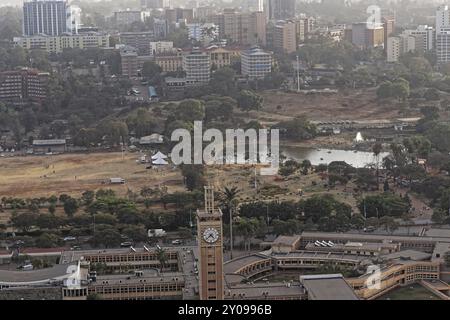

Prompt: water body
xmin=282 ymin=146 xmax=390 ymax=168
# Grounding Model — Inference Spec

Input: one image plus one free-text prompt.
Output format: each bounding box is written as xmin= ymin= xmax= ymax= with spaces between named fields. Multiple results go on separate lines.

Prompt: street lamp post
xmin=229 ymin=206 xmax=234 ymax=260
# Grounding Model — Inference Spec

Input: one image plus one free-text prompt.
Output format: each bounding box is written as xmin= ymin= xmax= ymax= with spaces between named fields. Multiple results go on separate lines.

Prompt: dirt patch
xmin=0 ymin=152 xmax=185 ymax=198
xmin=257 ymin=88 xmax=417 ymax=123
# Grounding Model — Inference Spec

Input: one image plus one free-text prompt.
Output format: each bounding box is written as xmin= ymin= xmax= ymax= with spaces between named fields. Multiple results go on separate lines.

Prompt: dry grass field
xmin=0 ymin=152 xmax=185 ymax=198
xmin=255 ymin=88 xmax=420 ymax=124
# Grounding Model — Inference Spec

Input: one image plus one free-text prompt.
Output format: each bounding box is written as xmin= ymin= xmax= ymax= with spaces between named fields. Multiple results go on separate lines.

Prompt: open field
xmin=0 ymin=152 xmax=185 ymax=198
xmin=256 ymin=88 xmax=421 ymax=123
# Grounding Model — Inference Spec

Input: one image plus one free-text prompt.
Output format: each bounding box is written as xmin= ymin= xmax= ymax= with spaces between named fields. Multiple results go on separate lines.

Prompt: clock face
xmin=203 ymin=227 xmax=219 ymax=244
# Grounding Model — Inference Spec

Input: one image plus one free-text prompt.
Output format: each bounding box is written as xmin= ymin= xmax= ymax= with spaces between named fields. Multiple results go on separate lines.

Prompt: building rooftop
xmin=94 ymin=271 xmax=186 ymax=286
xmin=32 ymin=139 xmax=66 ymax=146
xmin=272 ymin=235 xmax=301 ymax=247
xmin=300 ymin=274 xmax=359 ymax=300
xmin=0 ymin=263 xmax=79 ymax=285
xmin=301 ymin=231 xmax=450 ymax=244
xmin=224 ymin=253 xmax=270 ymax=275
xmin=225 ymin=282 xmax=306 ymax=299
xmin=380 ymin=250 xmax=432 ymax=262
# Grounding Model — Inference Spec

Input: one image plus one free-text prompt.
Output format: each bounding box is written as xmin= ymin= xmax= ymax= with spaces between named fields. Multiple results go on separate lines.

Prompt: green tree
xmin=63 ymin=197 xmax=79 ymax=217
xmin=156 ymin=247 xmax=168 ymax=273
xmin=237 ymin=90 xmax=263 ymax=111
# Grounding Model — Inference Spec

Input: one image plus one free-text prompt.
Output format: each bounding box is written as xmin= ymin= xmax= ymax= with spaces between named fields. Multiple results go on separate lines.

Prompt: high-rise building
xmin=248 ymin=11 xmax=267 ymax=46
xmin=350 ymin=22 xmax=384 ymax=49
xmin=436 ymin=5 xmax=450 ymax=37
xmin=437 ymin=31 xmax=450 ymax=64
xmin=274 ymin=20 xmax=297 ymax=54
xmin=268 ymin=0 xmax=296 ymax=20
xmin=120 ymin=46 xmax=139 ymax=78
xmin=213 ymin=10 xmax=266 ymax=46
xmin=404 ymin=25 xmax=434 ymax=53
xmin=387 ymin=35 xmax=416 ymax=63
xmin=183 ymin=49 xmax=211 ymax=85
xmin=241 ymin=47 xmax=272 ymax=79
xmin=154 ymin=18 xmax=169 ymax=38
xmin=114 ymin=10 xmax=144 ymax=26
xmin=23 ymin=0 xmax=68 ymax=36
xmin=120 ymin=46 xmax=153 ymax=78
xmin=382 ymin=16 xmax=395 ymax=51
xmin=435 ymin=6 xmax=450 ymax=64
xmin=0 ymin=68 xmax=49 ymax=104
xmin=165 ymin=8 xmax=194 ymax=25
xmin=66 ymin=5 xmax=81 ymax=35
xmin=197 ymin=186 xmax=224 ymax=300
xmin=141 ymin=0 xmax=169 ymax=9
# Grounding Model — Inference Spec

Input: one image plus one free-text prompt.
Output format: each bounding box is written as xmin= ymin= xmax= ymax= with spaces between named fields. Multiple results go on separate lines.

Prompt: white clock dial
xmin=203 ymin=227 xmax=219 ymax=243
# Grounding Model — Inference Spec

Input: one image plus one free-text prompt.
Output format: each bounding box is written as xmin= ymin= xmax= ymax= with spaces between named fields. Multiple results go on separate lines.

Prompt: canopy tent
xmin=151 ymin=151 xmax=168 ymax=160
xmin=152 ymin=157 xmax=169 ymax=165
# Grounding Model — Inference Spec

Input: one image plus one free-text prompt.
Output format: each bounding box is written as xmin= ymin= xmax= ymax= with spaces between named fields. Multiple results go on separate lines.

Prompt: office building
xmin=195 ymin=6 xmax=216 ymax=21
xmin=207 ymin=47 xmax=239 ymax=69
xmin=183 ymin=49 xmax=211 ymax=85
xmin=436 ymin=5 xmax=450 ymax=36
xmin=141 ymin=0 xmax=169 ymax=9
xmin=154 ymin=18 xmax=169 ymax=39
xmin=404 ymin=25 xmax=434 ymax=53
xmin=165 ymin=8 xmax=194 ymax=25
xmin=248 ymin=11 xmax=267 ymax=46
xmin=150 ymin=41 xmax=174 ymax=56
xmin=436 ymin=6 xmax=450 ymax=64
xmin=437 ymin=31 xmax=450 ymax=64
xmin=274 ymin=20 xmax=297 ymax=54
xmin=268 ymin=0 xmax=296 ymax=20
xmin=119 ymin=32 xmax=154 ymax=56
xmin=23 ymin=0 xmax=68 ymax=36
xmin=114 ymin=10 xmax=144 ymax=26
xmin=120 ymin=46 xmax=153 ymax=78
xmin=382 ymin=16 xmax=395 ymax=51
xmin=155 ymin=49 xmax=183 ymax=72
xmin=213 ymin=10 xmax=266 ymax=46
xmin=241 ymin=47 xmax=272 ymax=79
xmin=0 ymin=68 xmax=49 ymax=104
xmin=387 ymin=34 xmax=416 ymax=62
xmin=120 ymin=46 xmax=139 ymax=78
xmin=14 ymin=32 xmax=110 ymax=54
xmin=66 ymin=4 xmax=81 ymax=35
xmin=350 ymin=22 xmax=384 ymax=49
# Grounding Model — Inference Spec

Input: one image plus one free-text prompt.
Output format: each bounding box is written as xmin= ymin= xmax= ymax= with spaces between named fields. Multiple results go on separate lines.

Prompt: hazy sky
xmin=0 ymin=0 xmax=446 ymax=9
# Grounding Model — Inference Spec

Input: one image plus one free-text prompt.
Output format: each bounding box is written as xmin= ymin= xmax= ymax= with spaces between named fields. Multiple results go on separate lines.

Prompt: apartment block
xmin=0 ymin=68 xmax=49 ymax=103
xmin=274 ymin=20 xmax=297 ymax=54
xmin=14 ymin=32 xmax=110 ymax=53
xmin=183 ymin=49 xmax=211 ymax=85
xmin=241 ymin=47 xmax=272 ymax=79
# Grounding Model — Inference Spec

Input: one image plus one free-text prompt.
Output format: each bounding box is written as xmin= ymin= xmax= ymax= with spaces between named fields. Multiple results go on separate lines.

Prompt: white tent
xmin=151 ymin=151 xmax=168 ymax=160
xmin=152 ymin=157 xmax=169 ymax=165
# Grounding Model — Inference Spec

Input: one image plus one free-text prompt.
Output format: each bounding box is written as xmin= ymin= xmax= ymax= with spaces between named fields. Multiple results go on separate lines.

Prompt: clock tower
xmin=197 ymin=186 xmax=224 ymax=300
